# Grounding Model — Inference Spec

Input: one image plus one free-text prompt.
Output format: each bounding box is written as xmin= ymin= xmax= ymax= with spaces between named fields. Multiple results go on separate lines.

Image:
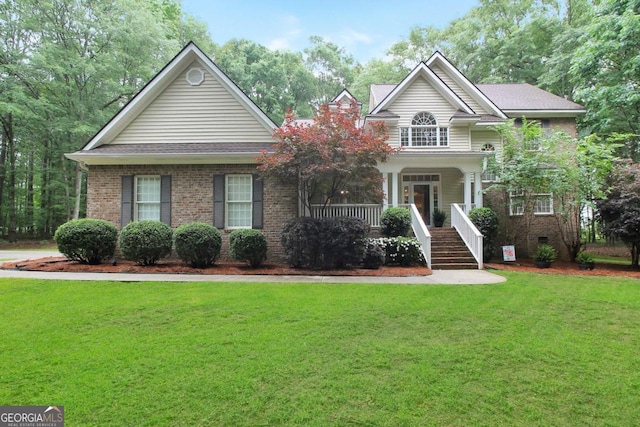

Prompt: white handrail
xmin=409 ymin=204 xmax=431 ymax=269
xmin=450 ymin=203 xmax=483 ymax=269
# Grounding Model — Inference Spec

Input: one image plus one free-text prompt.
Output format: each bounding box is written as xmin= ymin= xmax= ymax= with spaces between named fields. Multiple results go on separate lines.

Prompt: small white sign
xmin=502 ymin=245 xmax=516 ymax=262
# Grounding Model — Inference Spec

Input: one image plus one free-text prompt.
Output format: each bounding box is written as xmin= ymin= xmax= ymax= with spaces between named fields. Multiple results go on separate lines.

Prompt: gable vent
xmin=186 ymin=68 xmax=205 ymax=86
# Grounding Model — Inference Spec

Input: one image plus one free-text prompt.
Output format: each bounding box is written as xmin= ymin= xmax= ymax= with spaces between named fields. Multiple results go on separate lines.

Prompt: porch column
xmin=464 ymin=172 xmax=472 ymax=213
xmin=474 ymin=172 xmax=483 ymax=208
xmin=382 ymin=173 xmax=389 ymax=210
xmin=391 ymin=172 xmax=399 ymax=207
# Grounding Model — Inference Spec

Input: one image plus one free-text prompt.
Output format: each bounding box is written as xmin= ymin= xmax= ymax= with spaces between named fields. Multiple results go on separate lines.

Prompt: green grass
xmin=1 ymin=274 xmax=640 ymax=426
xmin=592 ymin=253 xmax=632 ymax=265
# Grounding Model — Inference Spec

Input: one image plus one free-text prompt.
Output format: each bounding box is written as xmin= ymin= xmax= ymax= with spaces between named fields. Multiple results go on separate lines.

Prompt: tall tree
xmin=304 ymin=36 xmax=358 ymax=108
xmin=214 ymin=39 xmax=315 ymax=122
xmin=597 ymin=159 xmax=640 ymax=267
xmin=570 ymin=0 xmax=640 ymax=158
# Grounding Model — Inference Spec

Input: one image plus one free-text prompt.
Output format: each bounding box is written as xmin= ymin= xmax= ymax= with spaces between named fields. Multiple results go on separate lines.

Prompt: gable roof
xmin=78 ymin=42 xmax=277 ymax=152
xmin=425 ymin=52 xmax=507 ymax=119
xmin=477 ymin=83 xmax=586 ymax=115
xmin=369 ymin=62 xmax=475 ymax=116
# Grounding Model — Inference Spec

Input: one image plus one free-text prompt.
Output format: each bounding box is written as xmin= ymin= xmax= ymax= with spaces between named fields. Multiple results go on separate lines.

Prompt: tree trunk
xmin=73 ymin=163 xmax=83 ymax=219
xmin=0 ymin=127 xmax=7 ymax=237
xmin=4 ymin=113 xmax=17 ymax=242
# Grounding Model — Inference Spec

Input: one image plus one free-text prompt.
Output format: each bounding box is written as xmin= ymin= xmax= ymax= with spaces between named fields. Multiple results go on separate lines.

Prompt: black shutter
xmin=252 ymin=174 xmax=263 ymax=229
xmin=121 ymin=175 xmax=133 ymax=228
xmin=213 ymin=174 xmax=225 ymax=228
xmin=160 ymin=175 xmax=171 ymax=225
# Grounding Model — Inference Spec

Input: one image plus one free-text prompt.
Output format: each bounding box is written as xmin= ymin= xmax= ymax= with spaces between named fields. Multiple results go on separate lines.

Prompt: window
xmin=481 ymin=144 xmax=498 ymax=182
xmin=509 ymin=191 xmax=553 ymax=216
xmin=135 ymin=176 xmax=161 ymax=221
xmin=399 ymin=112 xmax=448 ymax=147
xmin=514 ymin=118 xmax=550 ymax=150
xmin=226 ymin=175 xmax=253 ymax=228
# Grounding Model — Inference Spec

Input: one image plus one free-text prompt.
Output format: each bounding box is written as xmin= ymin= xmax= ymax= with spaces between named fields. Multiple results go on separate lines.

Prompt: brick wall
xmin=484 ymin=188 xmax=570 ymax=261
xmin=549 ymin=117 xmax=578 ymax=138
xmin=87 ymin=164 xmax=298 ymax=261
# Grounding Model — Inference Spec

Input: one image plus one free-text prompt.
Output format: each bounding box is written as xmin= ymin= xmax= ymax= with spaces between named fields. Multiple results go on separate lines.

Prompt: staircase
xmin=429 ymin=227 xmax=478 ymax=270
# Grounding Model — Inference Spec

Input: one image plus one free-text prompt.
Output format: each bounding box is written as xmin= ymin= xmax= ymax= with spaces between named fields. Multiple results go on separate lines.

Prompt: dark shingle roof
xmin=87 ymin=142 xmax=275 ymax=155
xmin=476 ymin=83 xmax=584 ymax=111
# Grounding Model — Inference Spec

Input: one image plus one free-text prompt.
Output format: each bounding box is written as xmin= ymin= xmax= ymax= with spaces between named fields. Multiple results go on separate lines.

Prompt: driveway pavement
xmin=0 ymin=250 xmax=506 ymax=285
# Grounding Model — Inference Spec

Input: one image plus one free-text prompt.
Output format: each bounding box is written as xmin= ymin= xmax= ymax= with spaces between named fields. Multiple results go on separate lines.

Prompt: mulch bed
xmin=485 ymin=259 xmax=640 ymax=278
xmin=1 ymin=256 xmax=433 ymax=277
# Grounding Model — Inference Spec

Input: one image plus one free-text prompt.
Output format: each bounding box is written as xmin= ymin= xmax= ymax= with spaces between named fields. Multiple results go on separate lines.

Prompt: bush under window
xmin=119 ymin=220 xmax=173 ymax=266
xmin=229 ymin=229 xmax=267 ymax=268
xmin=174 ymin=222 xmax=222 ymax=268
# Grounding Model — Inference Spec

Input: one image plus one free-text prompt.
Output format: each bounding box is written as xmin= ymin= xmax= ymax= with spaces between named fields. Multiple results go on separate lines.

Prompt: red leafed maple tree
xmin=257 ymin=103 xmax=394 ymax=214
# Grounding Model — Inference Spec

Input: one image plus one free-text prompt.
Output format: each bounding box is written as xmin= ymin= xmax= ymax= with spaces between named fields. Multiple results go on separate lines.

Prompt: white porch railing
xmin=309 ymin=204 xmax=382 ymax=227
xmin=450 ymin=203 xmax=483 ymax=269
xmin=409 ymin=204 xmax=431 ymax=269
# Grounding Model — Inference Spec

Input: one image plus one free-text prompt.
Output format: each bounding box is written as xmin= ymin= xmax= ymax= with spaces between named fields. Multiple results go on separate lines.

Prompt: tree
xmin=570 ymin=0 xmax=640 ymax=158
xmin=257 ymin=104 xmax=393 ymax=214
xmin=490 ymin=119 xmax=615 ymax=258
xmin=596 ymin=160 xmax=640 ymax=267
xmin=304 ymin=36 xmax=358 ymax=108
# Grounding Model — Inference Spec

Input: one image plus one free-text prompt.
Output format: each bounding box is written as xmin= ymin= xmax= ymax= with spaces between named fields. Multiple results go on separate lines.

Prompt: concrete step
xmin=431 ymin=262 xmax=479 ymax=270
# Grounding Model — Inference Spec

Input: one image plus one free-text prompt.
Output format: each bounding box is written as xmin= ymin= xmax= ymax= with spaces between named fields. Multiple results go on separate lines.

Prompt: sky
xmin=180 ymin=0 xmax=479 ymax=63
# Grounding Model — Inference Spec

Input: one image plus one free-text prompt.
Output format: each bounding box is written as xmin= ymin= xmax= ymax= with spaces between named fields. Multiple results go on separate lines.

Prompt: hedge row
xmin=54 ymin=219 xmax=267 ymax=268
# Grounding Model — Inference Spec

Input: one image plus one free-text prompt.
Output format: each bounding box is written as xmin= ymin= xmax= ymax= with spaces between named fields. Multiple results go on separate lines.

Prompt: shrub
xmin=362 ymin=239 xmax=385 ymax=269
xmin=54 ymin=219 xmax=117 ymax=265
xmin=281 ymin=217 xmax=321 ymax=268
xmin=230 ymin=229 xmax=267 ymax=268
xmin=380 ymin=207 xmax=412 ymax=237
xmin=119 ymin=220 xmax=173 ymax=266
xmin=468 ymin=207 xmax=499 ymax=261
xmin=281 ymin=216 xmax=369 ymax=269
xmin=534 ymin=244 xmax=557 ymax=263
xmin=372 ymin=237 xmax=426 ymax=266
xmin=174 ymin=222 xmax=221 ymax=268
xmin=318 ymin=217 xmax=370 ymax=269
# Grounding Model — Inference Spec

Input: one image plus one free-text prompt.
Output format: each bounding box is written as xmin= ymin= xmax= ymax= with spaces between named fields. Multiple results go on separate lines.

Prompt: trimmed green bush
xmin=174 ymin=222 xmax=222 ymax=268
xmin=380 ymin=207 xmax=412 ymax=237
xmin=119 ymin=220 xmax=173 ymax=266
xmin=281 ymin=216 xmax=369 ymax=269
xmin=54 ymin=218 xmax=117 ymax=265
xmin=371 ymin=237 xmax=426 ymax=266
xmin=468 ymin=207 xmax=499 ymax=261
xmin=229 ymin=229 xmax=267 ymax=268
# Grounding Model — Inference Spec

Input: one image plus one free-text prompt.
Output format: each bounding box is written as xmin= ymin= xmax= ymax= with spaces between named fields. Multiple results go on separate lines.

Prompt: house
xmin=66 ymin=42 xmax=585 ymax=266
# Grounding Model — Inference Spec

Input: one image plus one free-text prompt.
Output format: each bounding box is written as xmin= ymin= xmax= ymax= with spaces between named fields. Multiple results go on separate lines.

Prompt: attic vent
xmin=186 ymin=68 xmax=205 ymax=86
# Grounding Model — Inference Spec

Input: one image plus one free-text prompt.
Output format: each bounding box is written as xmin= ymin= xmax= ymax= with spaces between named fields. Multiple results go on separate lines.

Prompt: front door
xmin=413 ymin=184 xmax=431 ymax=225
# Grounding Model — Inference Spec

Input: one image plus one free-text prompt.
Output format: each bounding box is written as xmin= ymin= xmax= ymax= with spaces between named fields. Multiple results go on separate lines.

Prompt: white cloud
xmin=339 ymin=28 xmax=373 ymax=45
xmin=267 ymin=38 xmax=291 ymax=51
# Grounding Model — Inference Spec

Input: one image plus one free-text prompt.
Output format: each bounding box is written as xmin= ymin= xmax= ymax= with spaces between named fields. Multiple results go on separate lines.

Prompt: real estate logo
xmin=0 ymin=406 xmax=64 ymax=427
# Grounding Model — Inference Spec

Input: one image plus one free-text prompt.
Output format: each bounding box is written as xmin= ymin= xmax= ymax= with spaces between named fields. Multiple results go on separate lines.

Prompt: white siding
xmin=112 ymin=60 xmax=273 ymax=144
xmin=471 ymin=130 xmax=502 ymax=158
xmin=430 ymin=64 xmax=489 ymax=115
xmin=388 ymin=77 xmax=470 ymax=150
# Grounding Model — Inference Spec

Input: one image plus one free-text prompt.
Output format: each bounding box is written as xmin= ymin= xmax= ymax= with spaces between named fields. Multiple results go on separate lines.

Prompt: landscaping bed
xmin=2 ymin=256 xmax=432 ymax=276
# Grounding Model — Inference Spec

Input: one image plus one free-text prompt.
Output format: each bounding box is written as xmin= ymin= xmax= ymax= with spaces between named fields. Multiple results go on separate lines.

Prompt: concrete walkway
xmin=0 ymin=250 xmax=506 ymax=285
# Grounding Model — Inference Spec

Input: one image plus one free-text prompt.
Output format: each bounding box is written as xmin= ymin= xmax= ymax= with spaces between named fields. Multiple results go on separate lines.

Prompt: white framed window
xmin=399 ymin=112 xmax=448 ymax=147
xmin=135 ymin=176 xmax=161 ymax=221
xmin=226 ymin=174 xmax=252 ymax=228
xmin=509 ymin=191 xmax=553 ymax=216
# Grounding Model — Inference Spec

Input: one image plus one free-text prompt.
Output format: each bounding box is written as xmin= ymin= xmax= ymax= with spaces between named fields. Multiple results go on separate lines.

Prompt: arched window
xmin=400 ymin=112 xmax=449 ymax=147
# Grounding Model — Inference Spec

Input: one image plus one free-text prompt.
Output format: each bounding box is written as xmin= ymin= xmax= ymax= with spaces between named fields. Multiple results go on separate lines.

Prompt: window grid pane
xmin=226 ymin=175 xmax=252 ymax=228
xmin=135 ymin=176 xmax=161 ymax=221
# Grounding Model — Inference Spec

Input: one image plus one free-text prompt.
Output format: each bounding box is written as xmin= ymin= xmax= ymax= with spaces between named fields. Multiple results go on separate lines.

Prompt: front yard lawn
xmin=1 ymin=273 xmax=639 ymax=426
